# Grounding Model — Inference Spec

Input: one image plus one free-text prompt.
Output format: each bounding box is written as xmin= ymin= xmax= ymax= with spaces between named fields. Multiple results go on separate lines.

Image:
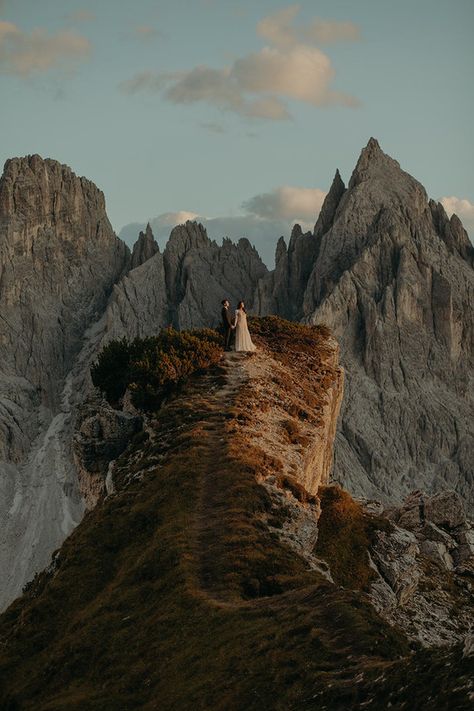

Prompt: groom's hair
xmin=221 ymin=299 xmax=228 ymax=305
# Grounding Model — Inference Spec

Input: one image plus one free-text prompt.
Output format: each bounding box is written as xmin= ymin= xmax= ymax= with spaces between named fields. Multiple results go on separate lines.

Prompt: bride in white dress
xmin=234 ymin=301 xmax=256 ymax=352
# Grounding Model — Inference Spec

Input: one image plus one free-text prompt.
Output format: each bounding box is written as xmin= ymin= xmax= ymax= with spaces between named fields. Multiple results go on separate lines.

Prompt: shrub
xmin=315 ymin=485 xmax=375 ymax=590
xmin=91 ymin=328 xmax=222 ymax=410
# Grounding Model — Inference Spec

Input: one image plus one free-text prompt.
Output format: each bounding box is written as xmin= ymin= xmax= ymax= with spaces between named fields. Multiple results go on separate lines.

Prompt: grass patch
xmin=315 ymin=485 xmax=391 ymax=591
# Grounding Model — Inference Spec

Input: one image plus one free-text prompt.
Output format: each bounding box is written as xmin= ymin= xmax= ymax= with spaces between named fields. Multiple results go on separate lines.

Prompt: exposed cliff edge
xmin=256 ymin=138 xmax=474 ymax=511
xmin=0 ymin=155 xmax=130 ymax=611
xmin=0 ymin=320 xmax=473 ymax=710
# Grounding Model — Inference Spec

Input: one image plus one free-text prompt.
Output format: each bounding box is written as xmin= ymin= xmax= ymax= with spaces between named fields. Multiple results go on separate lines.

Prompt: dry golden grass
xmin=0 ymin=318 xmax=469 ymax=710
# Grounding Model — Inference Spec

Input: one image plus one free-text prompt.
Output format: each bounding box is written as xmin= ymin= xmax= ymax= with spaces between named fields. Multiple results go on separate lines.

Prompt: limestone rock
xmin=255 ymin=224 xmax=319 ymax=321
xmin=314 ymin=169 xmax=346 ymax=238
xmin=420 ymin=521 xmax=457 ymax=550
xmin=463 ymin=634 xmax=474 ymax=658
xmin=258 ymin=137 xmax=474 ymax=512
xmin=73 ymin=397 xmax=142 ymax=509
xmin=419 ymin=540 xmax=454 ymax=570
xmin=371 ymin=525 xmax=420 ymax=604
xmin=366 ymin=492 xmax=474 ymax=646
xmin=0 ymin=155 xmax=130 ymax=610
xmin=424 ymin=490 xmax=466 ymax=529
xmin=130 ymin=223 xmax=159 ymax=269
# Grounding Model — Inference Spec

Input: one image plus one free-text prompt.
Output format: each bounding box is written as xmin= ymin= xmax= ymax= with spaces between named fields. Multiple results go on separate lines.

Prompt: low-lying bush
xmin=91 ymin=328 xmax=222 ymax=410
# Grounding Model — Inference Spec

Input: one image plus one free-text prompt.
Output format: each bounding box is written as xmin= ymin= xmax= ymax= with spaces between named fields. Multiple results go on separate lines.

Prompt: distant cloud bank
xmin=118 ymin=184 xmax=326 ymax=267
xmin=0 ymin=20 xmax=90 ymax=76
xmin=440 ymin=196 xmax=474 ymax=236
xmin=119 ymin=5 xmax=359 ymax=119
xmin=242 ymin=185 xmax=326 ymax=229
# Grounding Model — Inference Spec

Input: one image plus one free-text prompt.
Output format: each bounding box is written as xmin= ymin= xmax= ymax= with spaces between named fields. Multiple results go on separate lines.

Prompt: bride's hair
xmin=237 ymin=300 xmax=246 ymax=312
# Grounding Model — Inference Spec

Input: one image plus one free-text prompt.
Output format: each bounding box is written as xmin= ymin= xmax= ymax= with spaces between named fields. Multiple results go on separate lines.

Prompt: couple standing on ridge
xmin=221 ymin=299 xmax=257 ymax=353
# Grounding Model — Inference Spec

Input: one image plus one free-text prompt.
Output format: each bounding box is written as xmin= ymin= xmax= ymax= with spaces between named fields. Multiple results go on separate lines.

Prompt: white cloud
xmin=232 ymin=44 xmax=358 ymax=108
xmin=440 ymin=196 xmax=474 ymax=234
xmin=257 ymin=5 xmax=360 ymax=48
xmin=242 ymin=185 xmax=327 ymax=230
xmin=153 ymin=210 xmax=199 ymax=226
xmin=0 ymin=20 xmax=90 ymax=76
xmin=118 ymin=184 xmax=327 ymax=267
xmin=119 ymin=5 xmax=359 ymax=118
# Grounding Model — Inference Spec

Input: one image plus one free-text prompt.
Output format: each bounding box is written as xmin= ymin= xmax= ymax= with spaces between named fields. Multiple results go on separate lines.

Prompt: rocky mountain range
xmin=0 ymin=139 xmax=473 ymax=618
xmin=257 ymin=138 xmax=473 ymax=510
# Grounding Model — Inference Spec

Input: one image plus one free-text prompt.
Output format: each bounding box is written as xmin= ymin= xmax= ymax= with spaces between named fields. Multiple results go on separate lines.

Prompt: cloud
xmin=119 ymin=213 xmax=290 ymax=267
xmin=440 ymin=196 xmax=474 ymax=235
xmin=119 ymin=5 xmax=359 ymax=118
xmin=242 ymin=185 xmax=327 ymax=229
xmin=257 ymin=6 xmax=360 ymax=48
xmin=0 ymin=20 xmax=90 ymax=76
xmin=118 ymin=184 xmax=327 ymax=267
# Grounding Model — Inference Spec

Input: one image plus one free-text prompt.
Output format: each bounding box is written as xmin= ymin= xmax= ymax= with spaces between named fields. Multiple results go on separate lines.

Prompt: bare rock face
xmin=164 ymin=222 xmax=267 ymax=328
xmin=370 ymin=525 xmax=420 ymax=605
xmin=257 ymin=138 xmax=474 ymax=512
xmin=130 ymin=222 xmax=159 ymax=269
xmin=73 ymin=396 xmax=142 ymax=509
xmin=97 ymin=221 xmax=268 ymax=344
xmin=360 ymin=489 xmax=474 ymax=647
xmin=0 ymin=155 xmax=130 ymax=416
xmin=0 ymin=155 xmax=130 ymax=610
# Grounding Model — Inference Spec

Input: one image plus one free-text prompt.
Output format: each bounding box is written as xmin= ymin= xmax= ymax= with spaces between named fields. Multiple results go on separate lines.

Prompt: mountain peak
xmin=314 ymin=169 xmax=346 ymax=237
xmin=364 ymin=136 xmax=382 ymax=154
xmin=131 ymin=223 xmax=160 ymax=269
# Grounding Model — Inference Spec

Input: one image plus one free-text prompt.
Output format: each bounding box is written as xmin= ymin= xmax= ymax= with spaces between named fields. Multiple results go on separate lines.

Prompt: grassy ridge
xmin=0 ymin=318 xmax=471 ymax=710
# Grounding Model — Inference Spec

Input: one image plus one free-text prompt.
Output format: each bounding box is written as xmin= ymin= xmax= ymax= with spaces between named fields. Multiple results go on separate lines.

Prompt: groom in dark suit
xmin=221 ymin=299 xmax=234 ymax=351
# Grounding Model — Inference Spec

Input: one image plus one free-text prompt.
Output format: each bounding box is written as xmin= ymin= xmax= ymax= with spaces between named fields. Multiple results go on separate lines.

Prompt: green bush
xmin=91 ymin=328 xmax=222 ymax=410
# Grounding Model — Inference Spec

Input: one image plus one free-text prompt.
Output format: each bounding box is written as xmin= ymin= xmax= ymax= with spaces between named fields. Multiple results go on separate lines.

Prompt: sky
xmin=1 ymin=0 xmax=473 ymax=265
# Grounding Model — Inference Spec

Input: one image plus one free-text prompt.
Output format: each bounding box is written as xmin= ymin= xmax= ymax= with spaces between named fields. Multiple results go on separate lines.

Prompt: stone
xmin=420 ymin=540 xmax=454 ymax=570
xmin=256 ymin=138 xmax=474 ymax=514
xmin=419 ymin=521 xmax=457 ymax=550
xmin=454 ymin=544 xmax=474 ymax=565
xmin=371 ymin=525 xmax=420 ymax=605
xmin=463 ymin=634 xmax=474 ymax=658
xmin=0 ymin=155 xmax=130 ymax=610
xmin=424 ymin=491 xmax=466 ymax=529
xmin=73 ymin=397 xmax=142 ymax=509
xmin=130 ymin=222 xmax=159 ymax=269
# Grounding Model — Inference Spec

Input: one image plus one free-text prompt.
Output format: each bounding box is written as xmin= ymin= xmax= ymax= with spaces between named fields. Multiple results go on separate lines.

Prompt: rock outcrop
xmin=101 ymin=221 xmax=268 ymax=342
xmin=130 ymin=222 xmax=159 ymax=269
xmin=73 ymin=396 xmax=142 ymax=509
xmin=0 ymin=155 xmax=130 ymax=610
xmin=257 ymin=138 xmax=474 ymax=512
xmin=363 ymin=488 xmax=474 ymax=647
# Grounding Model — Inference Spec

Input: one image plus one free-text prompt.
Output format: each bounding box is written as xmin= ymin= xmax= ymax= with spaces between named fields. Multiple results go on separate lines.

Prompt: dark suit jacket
xmin=221 ymin=306 xmax=232 ymax=330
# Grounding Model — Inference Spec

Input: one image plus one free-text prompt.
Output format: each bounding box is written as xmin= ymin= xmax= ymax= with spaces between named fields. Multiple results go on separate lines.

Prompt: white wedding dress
xmin=234 ymin=309 xmax=256 ymax=352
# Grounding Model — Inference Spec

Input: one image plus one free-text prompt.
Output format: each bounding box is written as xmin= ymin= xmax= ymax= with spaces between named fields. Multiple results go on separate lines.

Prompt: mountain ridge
xmin=0 ymin=140 xmax=473 ymax=613
xmin=1 ymin=320 xmax=473 ymax=710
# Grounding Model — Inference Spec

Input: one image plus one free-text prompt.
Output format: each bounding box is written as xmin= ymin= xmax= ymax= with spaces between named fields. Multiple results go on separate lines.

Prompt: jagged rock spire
xmin=314 ymin=169 xmax=346 ymax=237
xmin=131 ymin=222 xmax=159 ymax=269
